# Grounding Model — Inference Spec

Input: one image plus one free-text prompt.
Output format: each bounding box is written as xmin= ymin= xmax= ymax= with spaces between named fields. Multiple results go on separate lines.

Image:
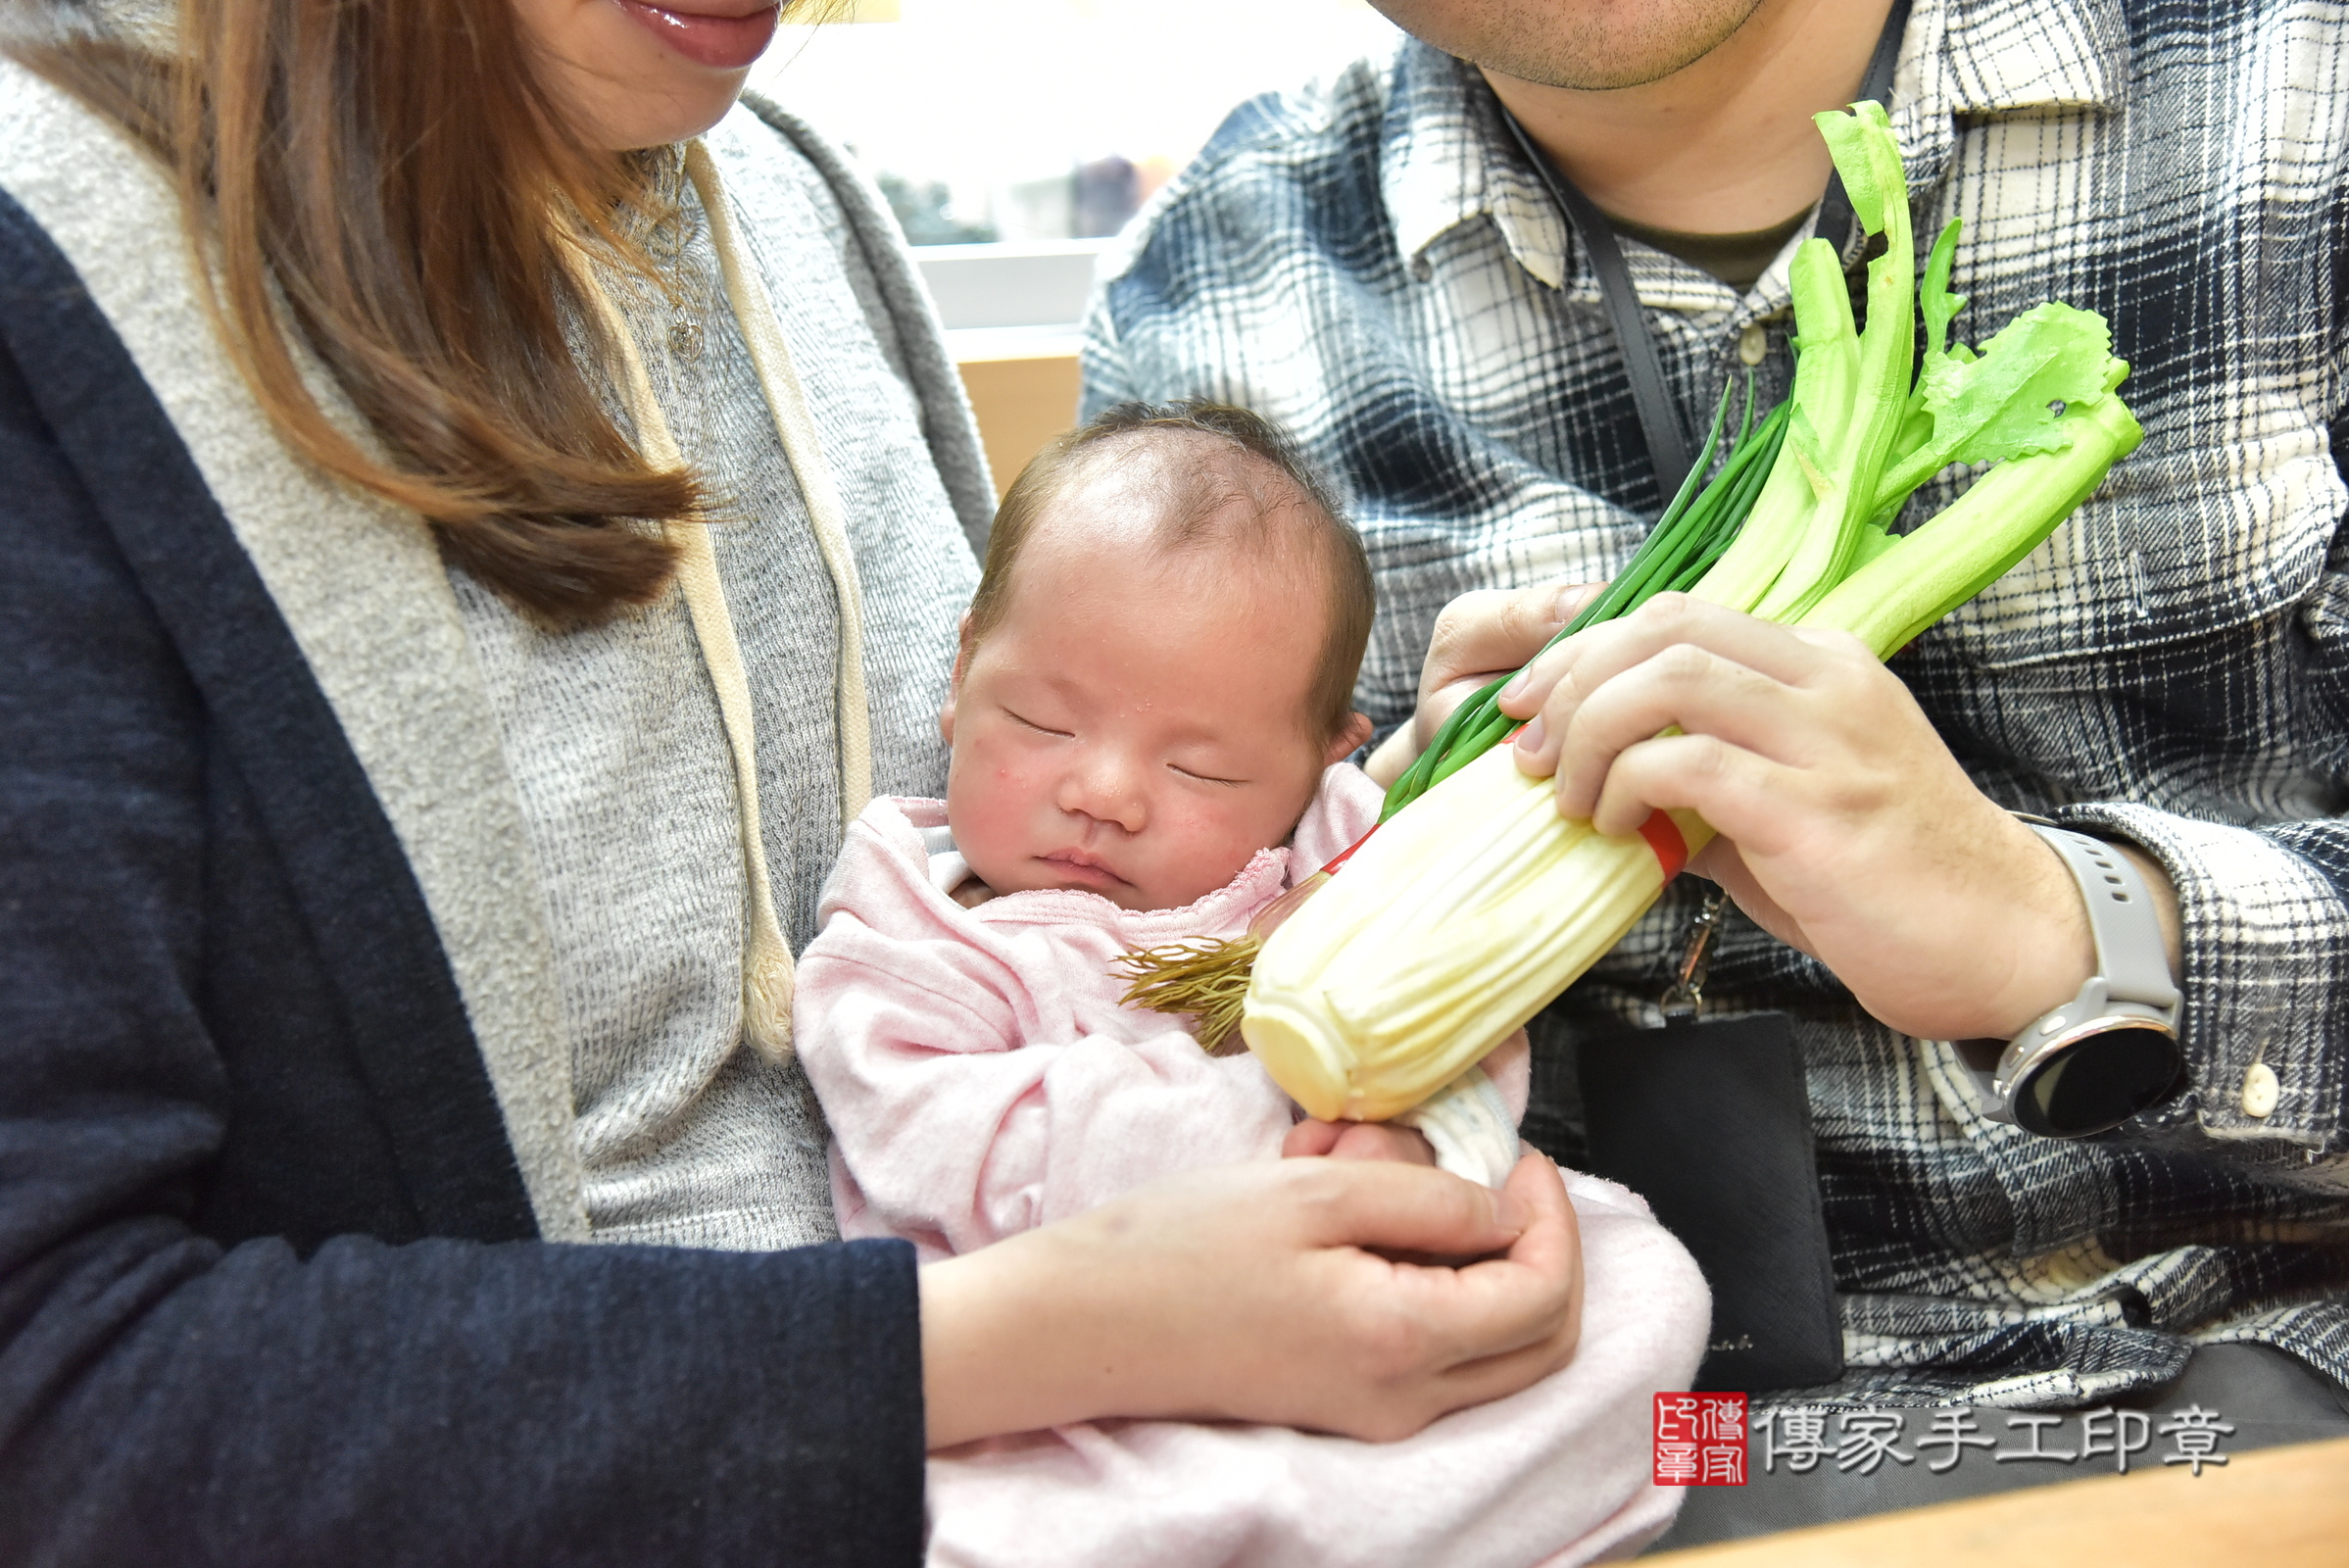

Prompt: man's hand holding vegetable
xmin=1420 ymin=585 xmax=2184 ymax=1046
xmin=1204 ymin=101 xmax=2168 ymax=1125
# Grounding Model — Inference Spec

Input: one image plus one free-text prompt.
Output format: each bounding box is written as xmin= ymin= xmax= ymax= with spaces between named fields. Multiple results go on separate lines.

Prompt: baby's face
xmin=944 ymin=510 xmax=1354 ymax=911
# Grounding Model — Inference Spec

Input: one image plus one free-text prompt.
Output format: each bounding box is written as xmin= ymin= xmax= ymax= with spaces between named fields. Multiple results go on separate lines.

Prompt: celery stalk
xmin=1751 ymin=104 xmax=1916 ymax=620
xmin=1800 ymin=388 xmax=2143 ymax=658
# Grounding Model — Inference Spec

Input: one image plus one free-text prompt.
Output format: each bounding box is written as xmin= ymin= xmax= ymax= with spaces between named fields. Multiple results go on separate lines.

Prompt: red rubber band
xmin=1319 ymin=826 xmax=1378 ymax=876
xmin=1638 ymin=809 xmax=1688 ymax=880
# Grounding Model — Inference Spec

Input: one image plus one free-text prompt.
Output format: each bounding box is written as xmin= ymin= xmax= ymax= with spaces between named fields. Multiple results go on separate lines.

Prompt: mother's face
xmin=510 ymin=0 xmax=783 ymax=150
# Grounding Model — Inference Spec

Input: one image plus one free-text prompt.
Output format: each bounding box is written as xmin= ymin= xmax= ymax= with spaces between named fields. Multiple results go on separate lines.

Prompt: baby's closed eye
xmin=1169 ymin=762 xmax=1250 ymax=787
xmin=1003 ymin=707 xmax=1071 ymax=738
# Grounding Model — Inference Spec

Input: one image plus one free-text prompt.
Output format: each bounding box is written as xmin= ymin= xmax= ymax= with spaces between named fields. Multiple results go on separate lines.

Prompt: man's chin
xmin=1368 ymin=0 xmax=1769 ymax=93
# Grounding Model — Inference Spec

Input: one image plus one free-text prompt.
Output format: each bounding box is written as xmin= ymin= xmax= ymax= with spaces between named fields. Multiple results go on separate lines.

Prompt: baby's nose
xmin=1057 ymin=750 xmax=1149 ymax=833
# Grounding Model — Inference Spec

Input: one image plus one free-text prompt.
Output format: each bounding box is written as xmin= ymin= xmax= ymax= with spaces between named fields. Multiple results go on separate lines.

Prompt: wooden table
xmin=1646 ymin=1434 xmax=2349 ymax=1566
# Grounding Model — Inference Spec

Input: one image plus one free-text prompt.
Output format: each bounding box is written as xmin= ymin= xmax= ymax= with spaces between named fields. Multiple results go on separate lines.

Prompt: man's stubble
xmin=1364 ymin=0 xmax=1770 ymax=91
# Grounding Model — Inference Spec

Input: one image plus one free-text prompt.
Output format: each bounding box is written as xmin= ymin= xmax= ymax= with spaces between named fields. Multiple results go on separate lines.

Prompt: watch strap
xmin=2021 ymin=822 xmax=2179 ymax=1017
xmin=1951 ymin=821 xmax=2185 ymax=1134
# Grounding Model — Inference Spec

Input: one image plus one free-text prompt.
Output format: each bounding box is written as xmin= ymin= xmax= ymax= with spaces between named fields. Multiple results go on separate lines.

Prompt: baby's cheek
xmin=1155 ymin=799 xmax=1290 ymax=900
xmin=1171 ymin=771 xmax=1325 ymax=897
xmin=948 ymin=742 xmax=1051 ymax=882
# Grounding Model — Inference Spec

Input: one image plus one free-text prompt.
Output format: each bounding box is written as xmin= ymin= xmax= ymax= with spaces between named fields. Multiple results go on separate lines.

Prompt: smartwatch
xmin=1953 ymin=820 xmax=2185 ymax=1138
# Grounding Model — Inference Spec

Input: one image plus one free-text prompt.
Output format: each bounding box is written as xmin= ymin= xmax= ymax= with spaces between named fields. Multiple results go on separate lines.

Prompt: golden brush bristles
xmin=1112 ymin=938 xmax=1261 ymax=1055
xmin=1242 ymin=749 xmax=1712 ymax=1122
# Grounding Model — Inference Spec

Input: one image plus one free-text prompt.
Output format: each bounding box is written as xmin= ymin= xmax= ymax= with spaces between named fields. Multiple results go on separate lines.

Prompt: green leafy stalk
xmin=1688 ymin=259 xmax=1851 ymax=613
xmin=1801 ymin=366 xmax=2141 ymax=658
xmin=1694 ymin=100 xmax=1916 ymax=621
xmin=1877 ymin=216 xmax=1967 ymax=507
xmin=1872 ymin=300 xmax=2124 ymax=512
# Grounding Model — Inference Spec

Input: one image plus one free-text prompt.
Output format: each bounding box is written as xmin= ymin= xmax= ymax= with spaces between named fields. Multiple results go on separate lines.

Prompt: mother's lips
xmin=612 ymin=0 xmax=781 ymax=70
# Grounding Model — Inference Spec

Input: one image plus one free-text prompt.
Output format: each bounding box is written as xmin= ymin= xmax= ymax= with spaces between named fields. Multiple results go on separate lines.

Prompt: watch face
xmin=2014 ymin=1027 xmax=2186 ymax=1138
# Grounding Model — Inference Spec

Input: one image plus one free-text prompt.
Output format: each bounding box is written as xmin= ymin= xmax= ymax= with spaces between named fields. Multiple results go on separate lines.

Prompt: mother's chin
xmin=512 ymin=0 xmax=782 ymax=151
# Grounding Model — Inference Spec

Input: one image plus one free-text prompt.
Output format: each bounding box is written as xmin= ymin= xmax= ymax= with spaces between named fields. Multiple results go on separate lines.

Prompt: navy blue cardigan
xmin=0 ymin=190 xmax=924 ymax=1563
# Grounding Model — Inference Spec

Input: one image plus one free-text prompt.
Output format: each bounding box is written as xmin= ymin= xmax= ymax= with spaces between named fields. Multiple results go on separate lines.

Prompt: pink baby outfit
xmin=796 ymin=765 xmax=1712 ymax=1568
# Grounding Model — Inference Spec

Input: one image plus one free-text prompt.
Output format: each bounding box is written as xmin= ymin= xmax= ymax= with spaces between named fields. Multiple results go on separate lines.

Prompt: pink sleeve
xmin=795 ymin=822 xmax=1296 ymax=1256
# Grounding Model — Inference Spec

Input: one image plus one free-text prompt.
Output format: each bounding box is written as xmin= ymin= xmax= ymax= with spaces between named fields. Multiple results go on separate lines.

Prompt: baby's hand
xmin=1282 ymin=1118 xmax=1438 ymax=1166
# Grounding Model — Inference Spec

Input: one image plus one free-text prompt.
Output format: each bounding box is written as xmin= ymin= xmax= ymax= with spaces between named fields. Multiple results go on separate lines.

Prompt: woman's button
xmin=2240 ymin=1060 xmax=2279 ymax=1118
xmin=1737 ymin=322 xmax=1769 ymax=366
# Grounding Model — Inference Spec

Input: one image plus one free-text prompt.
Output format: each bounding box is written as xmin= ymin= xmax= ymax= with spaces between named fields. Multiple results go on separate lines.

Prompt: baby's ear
xmin=952 ymin=610 xmax=975 ymax=679
xmin=1324 ymin=710 xmax=1375 ymax=765
xmin=940 ymin=611 xmax=975 ymax=745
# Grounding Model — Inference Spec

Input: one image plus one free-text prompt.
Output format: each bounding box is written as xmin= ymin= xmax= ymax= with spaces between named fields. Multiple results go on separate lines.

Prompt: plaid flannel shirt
xmin=1082 ymin=0 xmax=2349 ymax=1403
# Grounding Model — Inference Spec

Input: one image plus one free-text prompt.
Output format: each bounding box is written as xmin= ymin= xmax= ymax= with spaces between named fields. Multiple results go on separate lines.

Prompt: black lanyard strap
xmin=1502 ymin=108 xmax=1696 ymax=498
xmin=1500 ymin=0 xmax=1913 ymax=502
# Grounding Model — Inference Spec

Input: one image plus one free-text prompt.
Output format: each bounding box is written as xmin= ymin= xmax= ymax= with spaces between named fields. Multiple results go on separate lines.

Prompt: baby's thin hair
xmin=970 ymin=401 xmax=1374 ymax=743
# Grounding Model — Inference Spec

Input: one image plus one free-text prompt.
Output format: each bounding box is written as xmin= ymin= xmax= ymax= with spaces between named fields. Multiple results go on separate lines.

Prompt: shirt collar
xmin=1380 ymin=41 xmax=1575 ymax=290
xmin=1380 ymin=0 xmax=2128 ymax=294
xmin=1935 ymin=0 xmax=2129 ymax=115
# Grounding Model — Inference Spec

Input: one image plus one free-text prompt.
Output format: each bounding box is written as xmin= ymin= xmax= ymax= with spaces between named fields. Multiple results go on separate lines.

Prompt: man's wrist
xmin=1955 ymin=821 xmax=2187 ymax=1135
xmin=2001 ymin=826 xmax=2179 ymax=1032
xmin=1982 ymin=813 xmax=2103 ymax=1040
xmin=1980 ymin=817 xmax=2184 ymax=1040
xmin=2112 ymin=841 xmax=2185 ymax=975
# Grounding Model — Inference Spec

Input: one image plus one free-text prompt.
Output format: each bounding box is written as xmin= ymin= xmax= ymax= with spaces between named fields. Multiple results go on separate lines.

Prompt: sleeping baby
xmin=794 ymin=402 xmax=1709 ymax=1568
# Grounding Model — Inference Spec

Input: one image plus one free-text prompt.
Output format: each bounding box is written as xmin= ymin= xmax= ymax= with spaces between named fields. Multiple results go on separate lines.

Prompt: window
xmin=761 ymin=1 xmax=1401 ymax=252
xmin=758 ymin=1 xmax=1402 ymax=488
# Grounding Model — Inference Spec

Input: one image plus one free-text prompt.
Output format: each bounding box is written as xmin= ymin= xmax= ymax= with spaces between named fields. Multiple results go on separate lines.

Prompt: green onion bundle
xmin=1383 ymin=385 xmax=1790 ymax=820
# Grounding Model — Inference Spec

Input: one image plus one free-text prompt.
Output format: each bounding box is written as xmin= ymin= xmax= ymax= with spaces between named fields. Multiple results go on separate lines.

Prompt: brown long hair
xmin=6 ymin=0 xmax=710 ymax=623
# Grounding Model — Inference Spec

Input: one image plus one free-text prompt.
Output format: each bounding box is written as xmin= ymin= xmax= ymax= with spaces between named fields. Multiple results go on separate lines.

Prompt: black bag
xmin=1576 ymin=1012 xmax=1844 ymax=1393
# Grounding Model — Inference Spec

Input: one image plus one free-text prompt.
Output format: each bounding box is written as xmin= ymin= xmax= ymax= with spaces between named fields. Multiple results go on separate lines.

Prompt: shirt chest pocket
xmin=1914 ymin=421 xmax=2342 ymax=670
